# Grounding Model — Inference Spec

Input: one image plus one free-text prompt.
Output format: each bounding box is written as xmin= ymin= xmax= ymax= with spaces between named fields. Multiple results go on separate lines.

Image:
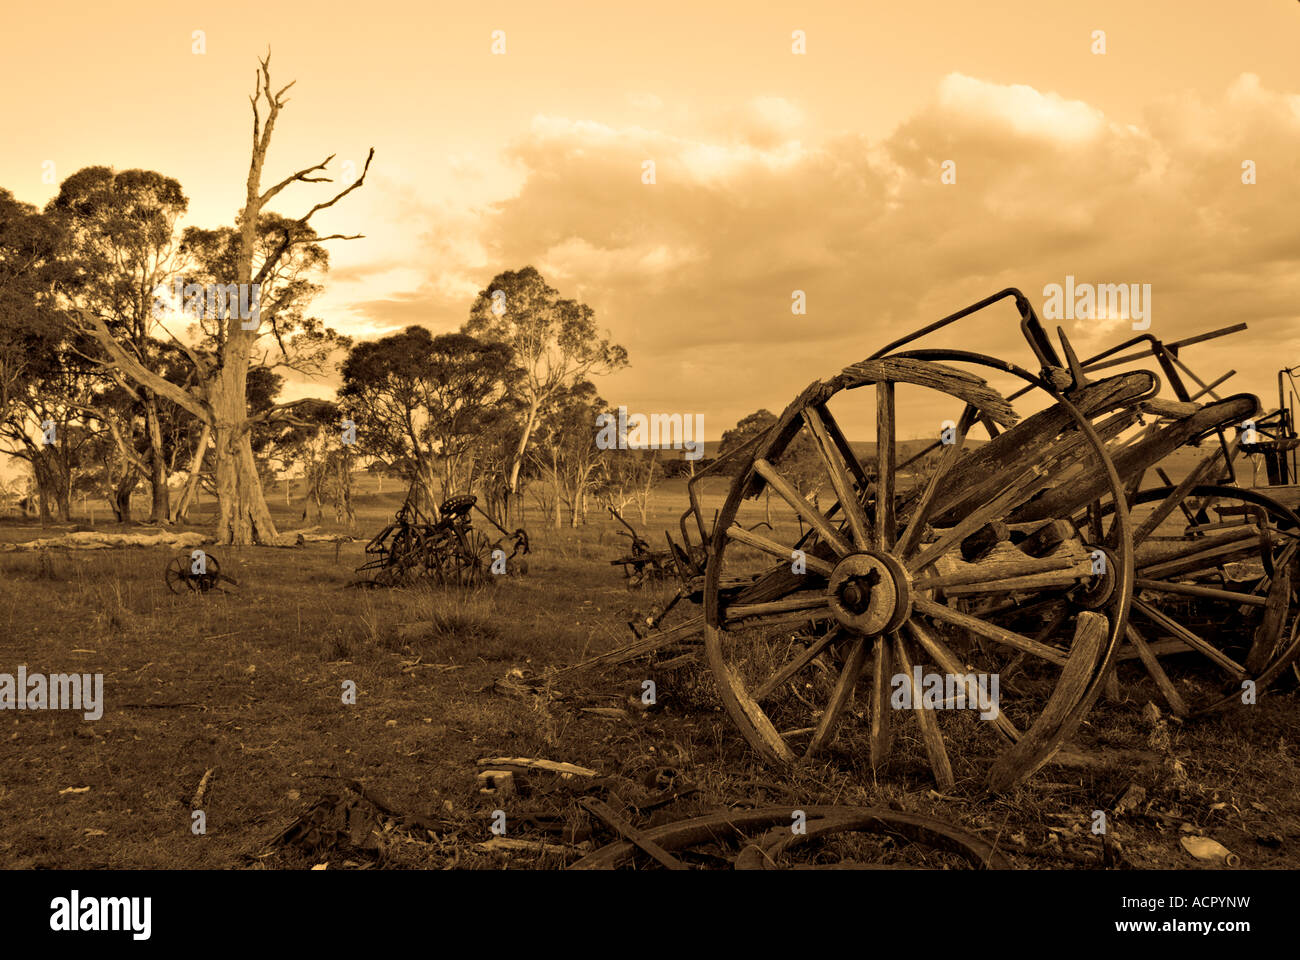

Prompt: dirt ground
xmin=1 ymin=473 xmax=1297 ymax=870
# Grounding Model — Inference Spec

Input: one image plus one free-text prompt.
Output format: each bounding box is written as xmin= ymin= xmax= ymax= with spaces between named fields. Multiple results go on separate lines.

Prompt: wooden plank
xmin=579 ymin=797 xmax=688 ymax=870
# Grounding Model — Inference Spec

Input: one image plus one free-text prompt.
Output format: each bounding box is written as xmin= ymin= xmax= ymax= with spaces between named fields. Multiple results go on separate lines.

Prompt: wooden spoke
xmin=803 ymin=406 xmax=872 ymax=551
xmin=875 ymin=382 xmax=896 ymax=549
xmin=906 ymin=618 xmax=1020 ymax=742
xmin=754 ymin=626 xmax=843 ymax=702
xmin=892 ymin=632 xmax=955 ymax=791
xmin=726 ymin=524 xmax=835 ymax=577
xmin=1125 ymin=622 xmax=1190 ymax=717
xmin=1133 ymin=440 xmax=1236 ymax=545
xmin=895 ymin=409 xmax=973 ymax=559
xmin=1130 ymin=599 xmax=1247 ymax=680
xmin=912 ymin=596 xmax=1069 ymax=667
xmin=753 ymin=458 xmax=852 ymax=557
xmin=1133 ymin=578 xmax=1267 ymax=608
xmin=869 ymin=637 xmax=893 ymax=767
xmin=725 ymin=593 xmax=831 ymax=623
xmin=805 ymin=634 xmax=870 ymax=756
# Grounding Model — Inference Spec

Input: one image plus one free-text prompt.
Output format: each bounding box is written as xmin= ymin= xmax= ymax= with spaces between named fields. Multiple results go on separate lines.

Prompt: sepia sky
xmin=4 ymin=0 xmax=1300 ymax=439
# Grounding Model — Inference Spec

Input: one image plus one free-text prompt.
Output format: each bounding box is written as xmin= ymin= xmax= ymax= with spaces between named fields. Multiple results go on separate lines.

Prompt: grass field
xmin=1 ymin=467 xmax=1298 ymax=870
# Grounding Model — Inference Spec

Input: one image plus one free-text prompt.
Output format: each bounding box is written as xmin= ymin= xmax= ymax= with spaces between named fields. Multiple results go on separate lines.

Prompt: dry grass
xmin=0 ymin=472 xmax=1296 ymax=869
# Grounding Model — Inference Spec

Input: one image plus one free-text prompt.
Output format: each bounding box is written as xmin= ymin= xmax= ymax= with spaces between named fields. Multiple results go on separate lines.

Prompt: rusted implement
xmin=351 ymin=485 xmax=501 ymax=587
xmin=164 ymin=549 xmax=236 ymax=594
xmin=605 ymin=504 xmax=672 ymax=588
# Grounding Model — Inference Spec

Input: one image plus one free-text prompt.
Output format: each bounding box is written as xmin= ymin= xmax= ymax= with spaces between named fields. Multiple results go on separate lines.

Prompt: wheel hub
xmin=1075 ymin=544 xmax=1118 ymax=610
xmin=827 ymin=552 xmax=912 ymax=635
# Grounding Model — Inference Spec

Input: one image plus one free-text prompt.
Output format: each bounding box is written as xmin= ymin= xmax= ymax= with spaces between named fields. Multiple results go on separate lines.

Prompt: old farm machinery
xmin=164 ymin=549 xmax=237 ymax=594
xmin=583 ymin=287 xmax=1300 ymax=792
xmin=352 ymin=485 xmax=529 ymax=588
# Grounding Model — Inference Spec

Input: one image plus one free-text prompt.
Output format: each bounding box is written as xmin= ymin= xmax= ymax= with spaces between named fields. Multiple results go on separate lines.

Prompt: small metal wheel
xmin=164 ymin=552 xmax=221 ymax=594
xmin=456 ymin=530 xmax=494 ymax=587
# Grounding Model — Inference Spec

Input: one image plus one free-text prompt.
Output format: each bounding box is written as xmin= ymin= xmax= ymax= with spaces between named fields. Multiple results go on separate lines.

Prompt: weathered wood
xmin=912 ymin=596 xmax=1069 ymax=666
xmin=875 ymin=381 xmax=896 ymax=549
xmin=1135 ymin=525 xmax=1260 ymax=568
xmin=908 ymin=465 xmax=1046 ymax=573
xmin=753 ymin=459 xmax=852 ymax=557
xmin=869 ymin=637 xmax=893 ymax=766
xmin=1125 ymin=623 xmax=1189 ymax=717
xmin=987 ymin=611 xmax=1108 ymax=792
xmin=579 ymin=797 xmax=688 ymax=870
xmin=920 ymin=542 xmax=1091 ymax=596
xmin=892 ymin=632 xmax=955 ymax=792
xmin=1138 ymin=535 xmax=1261 ymax=580
xmin=1134 ymin=578 xmax=1267 ymax=607
xmin=704 ymin=625 xmax=797 ymax=765
xmin=726 ymin=593 xmax=829 ymax=622
xmin=918 ymin=372 xmax=1155 ymax=526
xmin=754 ymin=627 xmax=842 ymax=702
xmin=1013 ymin=395 xmax=1259 ymax=522
xmin=838 ymin=357 xmax=1019 ymax=426
xmin=726 ymin=524 xmax=836 ymax=577
xmin=895 ymin=409 xmax=974 ymax=558
xmin=806 ymin=634 xmax=869 ymax=756
xmin=960 ymin=521 xmax=1010 ymax=561
xmin=906 ymin=619 xmax=1019 ymax=742
xmin=1245 ymin=543 xmax=1297 ymax=674
xmin=1018 ymin=519 xmax=1075 ymax=557
xmin=477 ymin=758 xmax=599 ymax=778
xmin=1133 ymin=438 xmax=1238 ymax=545
xmin=553 ymin=616 xmax=705 ymax=674
xmin=1130 ymin=600 xmax=1246 ymax=679
xmin=803 ymin=406 xmax=872 ymax=551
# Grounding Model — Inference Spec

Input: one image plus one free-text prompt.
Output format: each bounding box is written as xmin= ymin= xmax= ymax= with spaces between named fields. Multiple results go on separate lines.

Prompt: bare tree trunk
xmin=172 ymin=423 xmax=210 ymax=523
xmin=143 ymin=392 xmax=170 ymax=522
xmin=507 ymin=400 xmax=541 ymax=523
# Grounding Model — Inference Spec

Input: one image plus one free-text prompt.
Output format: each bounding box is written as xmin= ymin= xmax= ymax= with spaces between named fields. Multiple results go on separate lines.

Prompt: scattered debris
xmin=476 ymin=758 xmax=598 ymax=779
xmin=1180 ymin=835 xmax=1241 ymax=867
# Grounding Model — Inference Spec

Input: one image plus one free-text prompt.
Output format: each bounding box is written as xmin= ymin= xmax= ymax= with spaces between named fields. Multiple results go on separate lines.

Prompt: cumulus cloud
xmin=353 ymin=73 xmax=1300 ymax=437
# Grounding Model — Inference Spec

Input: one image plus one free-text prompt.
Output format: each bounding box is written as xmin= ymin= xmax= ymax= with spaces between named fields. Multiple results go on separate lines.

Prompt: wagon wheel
xmin=455 ymin=529 xmax=493 ymax=587
xmin=164 ymin=555 xmax=193 ymax=594
xmin=382 ymin=527 xmax=425 ymax=587
xmin=164 ymin=553 xmax=221 ymax=594
xmin=1106 ymin=484 xmax=1300 ymax=716
xmin=703 ymin=357 xmax=1134 ymax=792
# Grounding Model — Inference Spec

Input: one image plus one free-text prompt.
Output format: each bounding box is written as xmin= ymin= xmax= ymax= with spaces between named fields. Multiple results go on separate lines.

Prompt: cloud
xmin=346 ymin=73 xmax=1300 ymax=437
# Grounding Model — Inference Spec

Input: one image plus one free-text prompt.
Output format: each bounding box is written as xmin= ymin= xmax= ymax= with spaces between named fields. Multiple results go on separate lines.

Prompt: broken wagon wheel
xmin=733 ymin=806 xmax=1011 ymax=870
xmin=1117 ymin=484 xmax=1300 ymax=716
xmin=703 ymin=356 xmax=1135 ymax=792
